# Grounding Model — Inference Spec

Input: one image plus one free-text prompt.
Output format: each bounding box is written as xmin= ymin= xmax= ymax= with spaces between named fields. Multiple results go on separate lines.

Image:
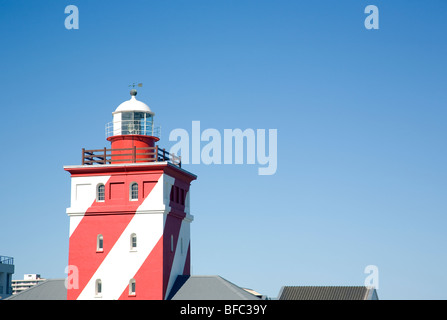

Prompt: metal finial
xmin=129 ymin=83 xmax=142 ymax=96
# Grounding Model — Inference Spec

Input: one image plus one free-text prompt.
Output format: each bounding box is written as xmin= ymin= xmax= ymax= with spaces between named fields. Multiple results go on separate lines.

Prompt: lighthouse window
xmin=122 ymin=112 xmax=145 ymax=121
xmin=130 ymin=183 xmax=138 ymax=200
xmin=97 ymin=234 xmax=104 ymax=252
xmin=97 ymin=184 xmax=105 ymax=202
xmin=130 ymin=233 xmax=137 ymax=251
xmin=129 ymin=279 xmax=136 ymax=296
xmin=134 ymin=112 xmax=144 ymax=121
xmin=121 ymin=112 xmax=148 ymax=135
xmin=95 ymin=279 xmax=102 ymax=297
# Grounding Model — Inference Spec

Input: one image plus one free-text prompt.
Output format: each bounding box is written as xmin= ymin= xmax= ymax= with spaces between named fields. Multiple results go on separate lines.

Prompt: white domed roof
xmin=113 ymin=91 xmax=154 ymax=115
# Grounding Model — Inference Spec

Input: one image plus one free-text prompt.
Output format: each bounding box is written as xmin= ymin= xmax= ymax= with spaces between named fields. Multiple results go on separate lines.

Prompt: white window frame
xmin=130 ymin=233 xmax=137 ymax=252
xmin=97 ymin=184 xmax=105 ymax=202
xmin=97 ymin=234 xmax=104 ymax=252
xmin=130 ymin=182 xmax=138 ymax=201
xmin=129 ymin=278 xmax=136 ymax=296
xmin=95 ymin=279 xmax=102 ymax=298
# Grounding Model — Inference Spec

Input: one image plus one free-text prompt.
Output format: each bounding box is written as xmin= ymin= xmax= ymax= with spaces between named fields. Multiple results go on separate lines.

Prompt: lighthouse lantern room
xmin=64 ymin=89 xmax=196 ymax=300
xmin=106 ymin=89 xmax=158 ymax=143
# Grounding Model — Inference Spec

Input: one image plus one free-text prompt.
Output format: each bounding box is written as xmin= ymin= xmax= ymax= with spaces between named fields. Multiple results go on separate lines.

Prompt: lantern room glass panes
xmin=120 ymin=112 xmax=153 ymax=135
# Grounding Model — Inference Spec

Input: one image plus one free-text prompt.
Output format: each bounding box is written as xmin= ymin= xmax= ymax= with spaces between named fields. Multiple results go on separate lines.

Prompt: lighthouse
xmin=64 ymin=89 xmax=196 ymax=300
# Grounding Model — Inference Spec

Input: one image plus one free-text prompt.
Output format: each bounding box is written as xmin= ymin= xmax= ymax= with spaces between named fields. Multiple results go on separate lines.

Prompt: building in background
xmin=11 ymin=274 xmax=45 ymax=295
xmin=0 ymin=256 xmax=14 ymax=300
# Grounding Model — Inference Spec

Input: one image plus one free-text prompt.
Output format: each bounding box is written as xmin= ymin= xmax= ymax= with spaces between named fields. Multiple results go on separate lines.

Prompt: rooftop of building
xmin=277 ymin=285 xmax=378 ymax=300
xmin=5 ymin=279 xmax=67 ymax=300
xmin=5 ymin=276 xmax=378 ymax=300
xmin=5 ymin=275 xmax=261 ymax=301
xmin=167 ymin=275 xmax=262 ymax=300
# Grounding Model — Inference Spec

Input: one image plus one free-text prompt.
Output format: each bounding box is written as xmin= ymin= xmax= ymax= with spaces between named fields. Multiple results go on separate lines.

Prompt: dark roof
xmin=168 ymin=275 xmax=262 ymax=300
xmin=277 ymin=286 xmax=378 ymax=300
xmin=5 ymin=279 xmax=67 ymax=300
xmin=4 ymin=276 xmax=261 ymax=300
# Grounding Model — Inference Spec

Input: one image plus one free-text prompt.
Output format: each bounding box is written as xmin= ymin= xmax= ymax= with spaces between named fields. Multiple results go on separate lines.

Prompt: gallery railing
xmin=81 ymin=146 xmax=181 ymax=167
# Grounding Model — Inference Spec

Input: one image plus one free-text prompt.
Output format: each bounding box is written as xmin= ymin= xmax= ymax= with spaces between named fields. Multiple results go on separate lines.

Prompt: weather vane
xmin=129 ymin=83 xmax=143 ymax=96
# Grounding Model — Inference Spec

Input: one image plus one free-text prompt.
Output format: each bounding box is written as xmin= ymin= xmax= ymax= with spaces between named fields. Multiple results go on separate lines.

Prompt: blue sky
xmin=0 ymin=0 xmax=446 ymax=300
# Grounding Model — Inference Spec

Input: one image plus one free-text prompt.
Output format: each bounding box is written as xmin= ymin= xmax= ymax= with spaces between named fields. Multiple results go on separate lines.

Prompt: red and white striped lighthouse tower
xmin=64 ymin=88 xmax=196 ymax=300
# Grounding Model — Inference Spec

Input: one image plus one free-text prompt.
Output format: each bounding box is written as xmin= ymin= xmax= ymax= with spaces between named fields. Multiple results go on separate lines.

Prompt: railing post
xmin=82 ymin=148 xmax=85 ymax=165
xmin=104 ymin=147 xmax=107 ymax=164
xmin=133 ymin=146 xmax=136 ymax=163
xmin=155 ymin=145 xmax=158 ymax=162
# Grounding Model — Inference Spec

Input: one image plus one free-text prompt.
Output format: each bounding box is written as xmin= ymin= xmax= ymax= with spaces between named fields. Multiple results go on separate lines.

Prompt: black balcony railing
xmin=0 ymin=256 xmax=14 ymax=265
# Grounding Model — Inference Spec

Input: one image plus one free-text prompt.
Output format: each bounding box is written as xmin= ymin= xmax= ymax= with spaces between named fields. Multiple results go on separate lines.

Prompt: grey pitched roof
xmin=5 ymin=279 xmax=67 ymax=300
xmin=4 ymin=276 xmax=261 ymax=300
xmin=168 ymin=275 xmax=261 ymax=300
xmin=277 ymin=286 xmax=378 ymax=300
